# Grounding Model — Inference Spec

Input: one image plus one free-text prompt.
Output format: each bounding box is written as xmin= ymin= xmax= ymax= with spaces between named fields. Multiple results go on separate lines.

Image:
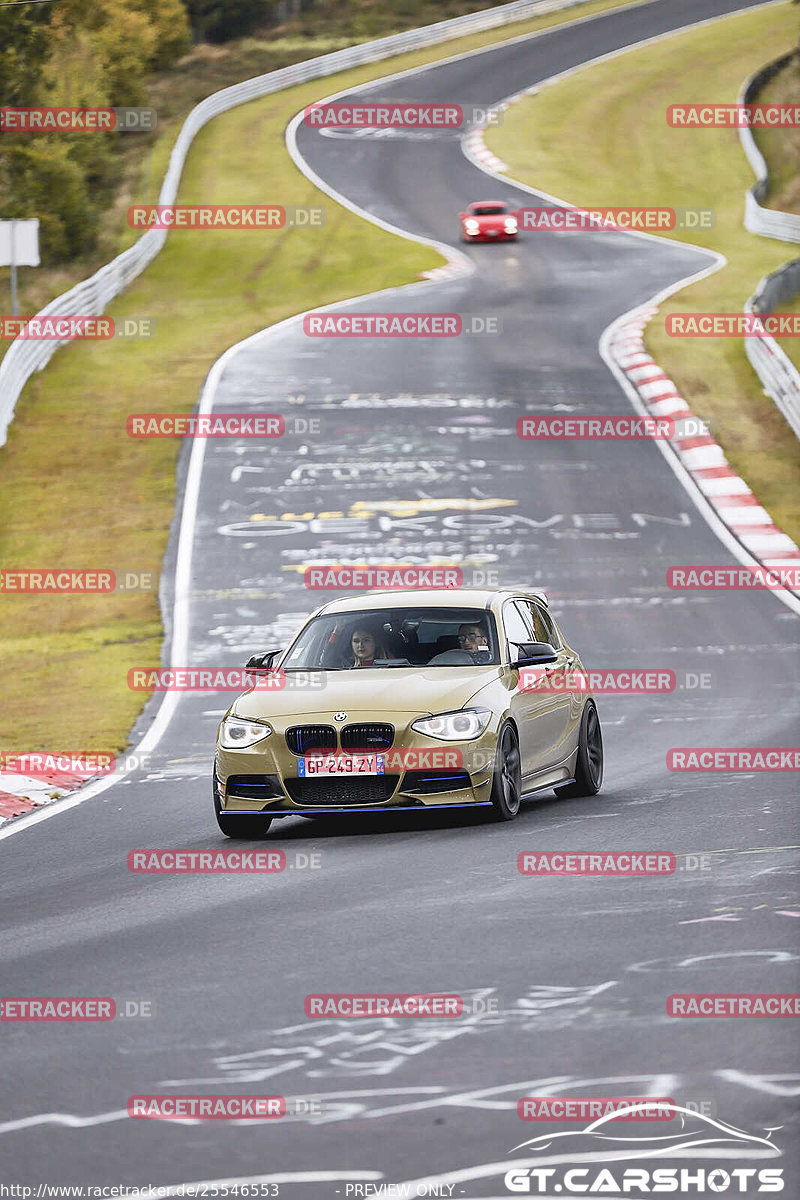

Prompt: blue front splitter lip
xmin=222 ymin=802 xmax=494 ymax=816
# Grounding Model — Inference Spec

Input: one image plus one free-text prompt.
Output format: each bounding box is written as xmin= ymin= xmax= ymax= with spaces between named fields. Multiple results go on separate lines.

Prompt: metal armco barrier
xmin=745 ymin=259 xmax=800 ymax=440
xmin=737 ymin=52 xmax=800 ymax=439
xmin=738 ymin=53 xmax=800 ymax=245
xmin=0 ymin=0 xmax=589 ymax=449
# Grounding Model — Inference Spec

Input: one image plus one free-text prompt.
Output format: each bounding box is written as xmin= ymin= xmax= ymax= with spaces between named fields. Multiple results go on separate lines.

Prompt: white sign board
xmin=0 ymin=219 xmax=40 ymax=267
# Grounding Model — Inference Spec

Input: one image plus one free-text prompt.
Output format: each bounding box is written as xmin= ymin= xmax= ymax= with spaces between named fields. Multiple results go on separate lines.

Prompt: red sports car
xmin=459 ymin=200 xmax=518 ymax=242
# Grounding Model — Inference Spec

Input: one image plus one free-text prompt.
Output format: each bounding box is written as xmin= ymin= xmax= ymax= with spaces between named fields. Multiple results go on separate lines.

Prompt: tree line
xmin=0 ymin=1 xmax=292 ymax=263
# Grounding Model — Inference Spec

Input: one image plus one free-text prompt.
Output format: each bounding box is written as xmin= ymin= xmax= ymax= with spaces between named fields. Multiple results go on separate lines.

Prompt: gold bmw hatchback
xmin=213 ymin=588 xmax=602 ymax=837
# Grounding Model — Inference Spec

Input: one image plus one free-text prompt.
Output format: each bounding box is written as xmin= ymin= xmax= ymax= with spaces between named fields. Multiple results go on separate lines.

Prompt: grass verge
xmin=0 ymin=0 xmax=644 ymax=751
xmin=486 ymin=3 xmax=800 ymax=545
xmin=756 ymin=48 xmax=800 ymax=215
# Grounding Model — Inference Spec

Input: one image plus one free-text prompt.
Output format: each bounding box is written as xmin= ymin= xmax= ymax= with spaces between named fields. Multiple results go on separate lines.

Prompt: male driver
xmin=457 ymin=622 xmax=489 ymax=655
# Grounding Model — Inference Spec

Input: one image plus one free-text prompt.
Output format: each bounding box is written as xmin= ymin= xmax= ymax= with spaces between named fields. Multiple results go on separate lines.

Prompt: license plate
xmin=298 ymin=754 xmax=385 ymax=776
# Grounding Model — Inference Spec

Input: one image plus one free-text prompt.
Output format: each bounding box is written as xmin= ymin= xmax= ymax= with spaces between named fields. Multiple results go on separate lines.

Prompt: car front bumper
xmin=215 ymin=716 xmax=498 ymax=815
xmin=463 ymin=228 xmax=517 ymax=241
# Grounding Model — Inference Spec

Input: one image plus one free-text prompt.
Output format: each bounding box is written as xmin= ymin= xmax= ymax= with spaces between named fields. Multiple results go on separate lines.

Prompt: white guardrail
xmin=737 ymin=53 xmax=800 ymax=437
xmin=745 ymin=260 xmax=800 ymax=439
xmin=0 ymin=0 xmax=591 ymax=449
xmin=738 ymin=54 xmax=800 ymax=244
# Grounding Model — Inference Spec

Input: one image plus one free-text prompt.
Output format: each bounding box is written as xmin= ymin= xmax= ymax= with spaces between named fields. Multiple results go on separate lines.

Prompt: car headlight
xmin=411 ymin=708 xmax=492 ymax=741
xmin=504 ymin=217 xmax=518 ymax=232
xmin=465 ymin=219 xmax=480 ymax=233
xmin=218 ymin=716 xmax=272 ymax=749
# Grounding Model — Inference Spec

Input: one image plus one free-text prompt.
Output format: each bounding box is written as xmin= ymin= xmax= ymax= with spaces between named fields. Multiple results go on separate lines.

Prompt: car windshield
xmin=281 ymin=607 xmax=500 ymax=670
xmin=471 ymin=204 xmax=507 ymax=215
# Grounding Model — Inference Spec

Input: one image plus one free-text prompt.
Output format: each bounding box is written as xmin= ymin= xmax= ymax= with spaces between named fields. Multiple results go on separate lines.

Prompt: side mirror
xmin=512 ymin=641 xmax=558 ymax=668
xmin=245 ymin=648 xmax=284 ymax=674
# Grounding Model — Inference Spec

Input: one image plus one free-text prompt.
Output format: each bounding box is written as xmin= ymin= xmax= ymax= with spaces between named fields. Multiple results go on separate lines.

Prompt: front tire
xmin=490 ymin=722 xmax=522 ymax=821
xmin=213 ymin=775 xmax=273 ymax=839
xmin=554 ymin=700 xmax=603 ymax=798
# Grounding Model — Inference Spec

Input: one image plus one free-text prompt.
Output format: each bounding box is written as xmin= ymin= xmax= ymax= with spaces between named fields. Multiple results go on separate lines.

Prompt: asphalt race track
xmin=2 ymin=0 xmax=798 ymax=1194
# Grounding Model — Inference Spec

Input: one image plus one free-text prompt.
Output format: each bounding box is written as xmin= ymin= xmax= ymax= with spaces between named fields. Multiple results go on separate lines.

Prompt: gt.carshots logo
xmin=504 ymin=1168 xmax=785 ymax=1193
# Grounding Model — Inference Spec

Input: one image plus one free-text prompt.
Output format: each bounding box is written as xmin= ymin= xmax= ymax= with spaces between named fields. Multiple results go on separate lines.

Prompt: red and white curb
xmin=463 ymin=126 xmax=508 ymax=174
xmin=608 ymin=309 xmax=800 ymax=583
xmin=462 ymin=91 xmax=531 ymax=176
xmin=0 ymin=769 xmax=101 ymax=825
xmin=420 ymin=261 xmax=469 ymax=282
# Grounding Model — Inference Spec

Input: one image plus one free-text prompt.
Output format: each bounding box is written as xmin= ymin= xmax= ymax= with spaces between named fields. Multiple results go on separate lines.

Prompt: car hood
xmin=472 ymin=213 xmax=510 ymax=228
xmin=234 ymin=665 xmax=503 ymax=720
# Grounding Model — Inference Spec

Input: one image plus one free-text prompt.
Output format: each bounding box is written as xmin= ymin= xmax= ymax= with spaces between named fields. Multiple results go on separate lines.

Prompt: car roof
xmin=316 ymin=588 xmax=548 ymax=614
xmin=469 ymin=199 xmax=507 ymax=207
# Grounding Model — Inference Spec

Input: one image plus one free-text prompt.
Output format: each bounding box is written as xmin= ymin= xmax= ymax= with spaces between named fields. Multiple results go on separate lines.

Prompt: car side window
xmin=534 ymin=603 xmax=560 ymax=648
xmin=516 ymin=599 xmax=560 ymax=648
xmin=503 ymin=602 xmax=532 ymax=661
